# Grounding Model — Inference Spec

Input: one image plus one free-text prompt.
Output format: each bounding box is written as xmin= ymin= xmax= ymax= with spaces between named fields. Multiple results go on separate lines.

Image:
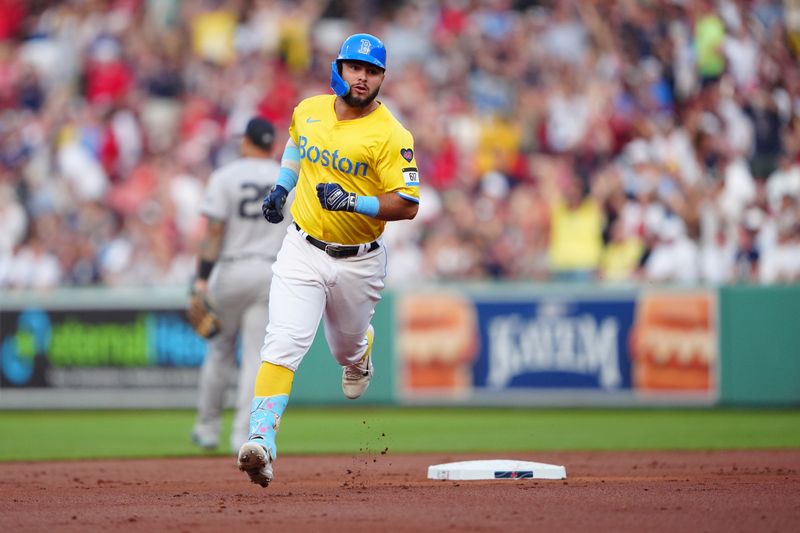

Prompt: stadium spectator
xmin=599 ymin=218 xmax=645 ymax=283
xmin=5 ymin=230 xmax=61 ymax=290
xmin=546 ymin=172 xmax=605 ymax=282
xmin=643 ymin=215 xmax=701 ymax=284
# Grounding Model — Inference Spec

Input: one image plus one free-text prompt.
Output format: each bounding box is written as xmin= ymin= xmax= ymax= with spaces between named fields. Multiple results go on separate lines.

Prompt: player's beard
xmin=344 ymin=85 xmax=380 ymax=108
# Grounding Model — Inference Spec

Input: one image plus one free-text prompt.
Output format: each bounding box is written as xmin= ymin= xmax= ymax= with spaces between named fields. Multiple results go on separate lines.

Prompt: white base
xmin=427 ymin=459 xmax=566 ymax=481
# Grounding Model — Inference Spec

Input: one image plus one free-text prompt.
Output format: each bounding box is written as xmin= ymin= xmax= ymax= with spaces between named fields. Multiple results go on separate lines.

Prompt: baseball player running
xmin=191 ymin=117 xmax=292 ymax=452
xmin=237 ymin=33 xmax=420 ymax=487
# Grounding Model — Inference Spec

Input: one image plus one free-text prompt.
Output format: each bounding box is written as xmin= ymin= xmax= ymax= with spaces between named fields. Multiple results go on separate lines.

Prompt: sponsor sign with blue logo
xmin=472 ymin=297 xmax=636 ymax=391
xmin=0 ymin=308 xmax=211 ymax=388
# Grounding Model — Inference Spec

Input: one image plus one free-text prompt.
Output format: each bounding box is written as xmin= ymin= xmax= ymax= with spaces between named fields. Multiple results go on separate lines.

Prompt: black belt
xmin=295 ymin=223 xmax=379 ymax=258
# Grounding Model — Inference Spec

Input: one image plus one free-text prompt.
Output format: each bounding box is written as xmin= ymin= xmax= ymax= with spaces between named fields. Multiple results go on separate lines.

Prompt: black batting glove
xmin=316 ymin=183 xmax=356 ymax=212
xmin=262 ymin=185 xmax=288 ymax=223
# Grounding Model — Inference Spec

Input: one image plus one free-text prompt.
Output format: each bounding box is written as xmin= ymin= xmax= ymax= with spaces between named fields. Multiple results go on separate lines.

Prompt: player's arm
xmin=188 ymin=215 xmax=224 ymax=339
xmin=316 ymin=183 xmax=418 ymax=220
xmin=316 ymin=128 xmax=420 ymax=221
xmin=263 ymin=138 xmax=300 ymax=223
xmin=194 ymin=217 xmax=225 ymax=292
xmin=372 ymin=192 xmax=418 ymax=221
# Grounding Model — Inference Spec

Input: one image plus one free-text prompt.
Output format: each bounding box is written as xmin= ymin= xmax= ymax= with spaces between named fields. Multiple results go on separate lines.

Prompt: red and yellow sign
xmin=629 ymin=291 xmax=716 ymax=393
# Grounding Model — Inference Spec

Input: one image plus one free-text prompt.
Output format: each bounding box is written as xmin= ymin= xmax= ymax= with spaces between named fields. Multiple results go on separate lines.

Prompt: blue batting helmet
xmin=330 ymin=33 xmax=387 ymax=97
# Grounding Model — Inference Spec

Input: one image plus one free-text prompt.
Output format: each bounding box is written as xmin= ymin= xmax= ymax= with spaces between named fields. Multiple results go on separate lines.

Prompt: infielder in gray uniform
xmin=191 ymin=117 xmax=291 ymax=452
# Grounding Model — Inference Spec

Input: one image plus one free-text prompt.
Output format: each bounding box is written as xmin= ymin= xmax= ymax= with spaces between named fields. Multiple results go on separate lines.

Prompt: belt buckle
xmin=324 ymin=244 xmax=345 ymax=258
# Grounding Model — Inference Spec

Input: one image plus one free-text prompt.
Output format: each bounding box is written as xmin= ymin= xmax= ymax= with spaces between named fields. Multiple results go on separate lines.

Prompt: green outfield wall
xmin=719 ymin=284 xmax=800 ymax=405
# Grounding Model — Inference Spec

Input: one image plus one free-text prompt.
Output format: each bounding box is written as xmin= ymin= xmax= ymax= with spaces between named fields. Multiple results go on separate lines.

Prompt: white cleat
xmin=342 ymin=325 xmax=374 ymax=400
xmin=237 ymin=442 xmax=273 ymax=488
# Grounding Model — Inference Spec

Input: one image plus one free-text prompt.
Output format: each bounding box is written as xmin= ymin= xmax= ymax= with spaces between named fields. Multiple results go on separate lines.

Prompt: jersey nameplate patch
xmin=403 ymin=167 xmax=419 ymax=186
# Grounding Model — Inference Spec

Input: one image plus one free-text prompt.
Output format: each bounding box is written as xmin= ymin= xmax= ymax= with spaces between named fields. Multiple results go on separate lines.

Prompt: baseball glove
xmin=187 ymin=291 xmax=222 ymax=339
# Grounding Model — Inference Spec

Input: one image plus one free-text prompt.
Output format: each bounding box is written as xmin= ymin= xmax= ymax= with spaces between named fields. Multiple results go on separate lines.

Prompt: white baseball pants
xmin=260 ymin=224 xmax=387 ymax=370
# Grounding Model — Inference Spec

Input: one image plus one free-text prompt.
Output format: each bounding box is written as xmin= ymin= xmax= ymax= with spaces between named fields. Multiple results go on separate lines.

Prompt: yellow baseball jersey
xmin=288 ymin=94 xmax=420 ymax=245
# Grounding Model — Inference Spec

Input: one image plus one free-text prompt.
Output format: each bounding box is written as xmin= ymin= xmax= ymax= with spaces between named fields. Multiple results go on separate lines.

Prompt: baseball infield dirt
xmin=1 ymin=450 xmax=798 ymax=532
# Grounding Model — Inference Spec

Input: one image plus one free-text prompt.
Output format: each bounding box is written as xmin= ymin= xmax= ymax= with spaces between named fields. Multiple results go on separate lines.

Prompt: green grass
xmin=1 ymin=407 xmax=799 ymax=461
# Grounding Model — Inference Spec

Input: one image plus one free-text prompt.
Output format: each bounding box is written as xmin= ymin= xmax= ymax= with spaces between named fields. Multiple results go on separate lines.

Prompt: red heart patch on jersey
xmin=400 ymin=148 xmax=414 ymax=162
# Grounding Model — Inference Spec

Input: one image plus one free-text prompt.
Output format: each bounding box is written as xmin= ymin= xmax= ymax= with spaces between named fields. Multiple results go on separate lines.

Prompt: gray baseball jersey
xmin=201 ymin=158 xmax=288 ymax=260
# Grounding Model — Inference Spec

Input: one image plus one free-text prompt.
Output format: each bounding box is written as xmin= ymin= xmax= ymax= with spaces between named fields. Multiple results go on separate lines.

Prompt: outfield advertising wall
xmin=395 ymin=286 xmax=718 ymax=406
xmin=1 ymin=284 xmax=797 ymax=408
xmin=0 ymin=288 xmax=394 ymax=408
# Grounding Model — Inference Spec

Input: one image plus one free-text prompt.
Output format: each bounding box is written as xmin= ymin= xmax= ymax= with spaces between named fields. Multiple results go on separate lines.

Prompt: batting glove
xmin=262 ymin=185 xmax=288 ymax=223
xmin=316 ymin=183 xmax=356 ymax=212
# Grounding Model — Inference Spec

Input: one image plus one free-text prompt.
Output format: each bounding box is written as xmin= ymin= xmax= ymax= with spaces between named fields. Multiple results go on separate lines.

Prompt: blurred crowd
xmin=1 ymin=0 xmax=799 ymax=290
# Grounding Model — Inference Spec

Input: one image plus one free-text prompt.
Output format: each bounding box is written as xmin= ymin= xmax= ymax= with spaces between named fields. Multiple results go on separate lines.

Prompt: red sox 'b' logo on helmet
xmin=359 ymin=39 xmax=372 ymax=54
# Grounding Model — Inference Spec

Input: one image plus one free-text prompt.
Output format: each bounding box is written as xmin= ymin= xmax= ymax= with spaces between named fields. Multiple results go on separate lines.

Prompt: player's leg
xmin=238 ymin=227 xmax=329 ymax=486
xmin=192 ymin=315 xmax=238 ymax=449
xmin=323 ymin=247 xmax=387 ymax=399
xmin=193 ymin=265 xmax=252 ymax=449
xmin=231 ymin=292 xmax=268 ymax=452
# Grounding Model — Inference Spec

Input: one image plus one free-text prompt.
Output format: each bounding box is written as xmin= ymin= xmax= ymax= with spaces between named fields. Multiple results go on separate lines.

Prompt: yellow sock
xmin=254 ymin=362 xmax=295 ymax=397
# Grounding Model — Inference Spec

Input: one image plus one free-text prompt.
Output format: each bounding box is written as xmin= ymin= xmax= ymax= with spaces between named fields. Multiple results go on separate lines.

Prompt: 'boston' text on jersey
xmin=298 ymin=135 xmax=369 ymax=177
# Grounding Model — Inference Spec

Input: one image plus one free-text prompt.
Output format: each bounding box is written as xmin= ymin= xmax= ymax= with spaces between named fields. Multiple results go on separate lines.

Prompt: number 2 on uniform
xmin=238 ymin=183 xmax=271 ymax=219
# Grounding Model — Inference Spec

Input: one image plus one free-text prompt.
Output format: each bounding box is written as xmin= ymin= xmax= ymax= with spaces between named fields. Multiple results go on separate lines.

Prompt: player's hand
xmin=262 ymin=185 xmax=288 ymax=223
xmin=187 ymin=283 xmax=221 ymax=339
xmin=316 ymin=183 xmax=356 ymax=212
